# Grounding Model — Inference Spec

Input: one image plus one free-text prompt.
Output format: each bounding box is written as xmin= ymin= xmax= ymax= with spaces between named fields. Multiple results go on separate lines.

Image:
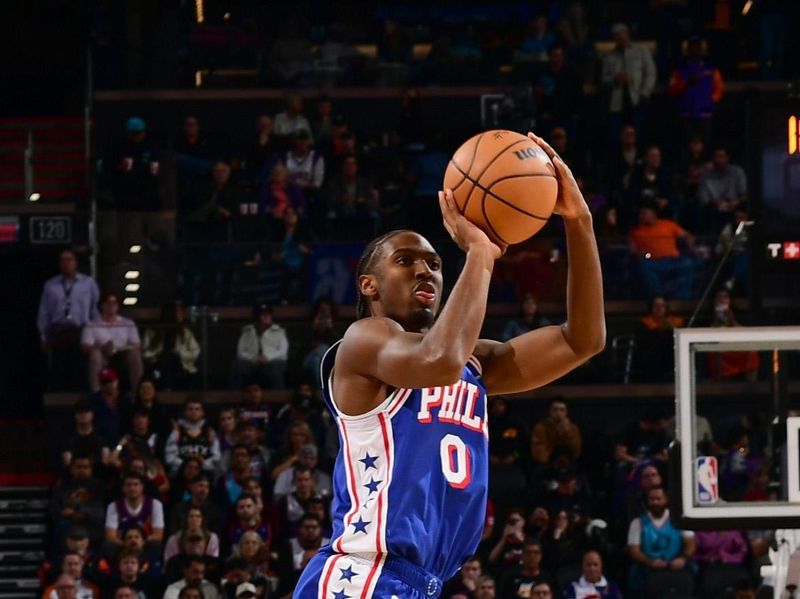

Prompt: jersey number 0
xmin=440 ymin=434 xmax=472 ymax=489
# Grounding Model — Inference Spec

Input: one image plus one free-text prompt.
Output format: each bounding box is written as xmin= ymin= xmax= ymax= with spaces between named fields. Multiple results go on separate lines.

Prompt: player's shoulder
xmin=340 ymin=317 xmax=403 ymax=348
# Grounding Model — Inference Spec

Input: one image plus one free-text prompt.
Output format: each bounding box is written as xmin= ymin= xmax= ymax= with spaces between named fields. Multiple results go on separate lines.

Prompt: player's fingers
xmin=438 ymin=191 xmax=456 ymax=236
xmin=528 ymin=132 xmax=561 ymax=162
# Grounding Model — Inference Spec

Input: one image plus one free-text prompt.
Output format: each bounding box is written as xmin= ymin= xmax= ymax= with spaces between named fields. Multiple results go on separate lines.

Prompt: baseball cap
xmin=236 ymin=583 xmax=257 ymax=598
xmin=298 ymin=443 xmax=318 ymax=458
xmin=126 ymin=117 xmax=146 ymax=133
xmin=99 ymin=367 xmax=119 ymax=384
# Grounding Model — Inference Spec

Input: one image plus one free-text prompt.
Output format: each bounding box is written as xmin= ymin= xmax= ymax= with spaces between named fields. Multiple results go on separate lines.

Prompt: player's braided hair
xmin=355 ymin=230 xmax=412 ymax=320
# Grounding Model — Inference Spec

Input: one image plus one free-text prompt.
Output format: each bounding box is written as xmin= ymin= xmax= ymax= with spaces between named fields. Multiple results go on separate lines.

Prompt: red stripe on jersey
xmin=320 ymin=553 xmax=344 ymax=598
xmin=360 ymin=554 xmax=382 ymax=599
xmin=336 ymin=420 xmax=360 ymax=553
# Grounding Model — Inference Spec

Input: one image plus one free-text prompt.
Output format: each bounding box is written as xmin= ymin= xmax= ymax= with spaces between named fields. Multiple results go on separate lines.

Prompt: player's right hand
xmin=438 ymin=189 xmax=505 ymax=258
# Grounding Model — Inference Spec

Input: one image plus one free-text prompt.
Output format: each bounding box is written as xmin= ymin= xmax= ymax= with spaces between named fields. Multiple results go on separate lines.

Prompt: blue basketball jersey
xmin=319 ymin=340 xmax=489 ymax=583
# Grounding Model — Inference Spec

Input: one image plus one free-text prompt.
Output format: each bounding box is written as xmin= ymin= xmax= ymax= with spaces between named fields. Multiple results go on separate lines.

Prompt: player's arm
xmin=337 ymin=191 xmax=502 ymax=391
xmin=476 ymin=134 xmax=605 ymax=396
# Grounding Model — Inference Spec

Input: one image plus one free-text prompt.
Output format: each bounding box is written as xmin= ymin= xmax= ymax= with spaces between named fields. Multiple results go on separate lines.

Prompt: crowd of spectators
xmin=43 ymin=370 xmax=776 ymax=598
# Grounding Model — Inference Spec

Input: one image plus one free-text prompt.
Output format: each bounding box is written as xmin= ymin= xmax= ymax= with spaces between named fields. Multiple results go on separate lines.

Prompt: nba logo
xmin=696 ymin=457 xmax=719 ymax=504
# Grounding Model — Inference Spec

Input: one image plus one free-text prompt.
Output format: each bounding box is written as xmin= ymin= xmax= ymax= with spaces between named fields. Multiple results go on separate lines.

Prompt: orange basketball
xmin=443 ymin=130 xmax=558 ymax=245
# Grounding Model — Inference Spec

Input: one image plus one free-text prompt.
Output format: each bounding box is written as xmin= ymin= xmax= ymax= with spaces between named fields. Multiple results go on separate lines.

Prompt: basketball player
xmin=293 ymin=134 xmax=605 ymax=598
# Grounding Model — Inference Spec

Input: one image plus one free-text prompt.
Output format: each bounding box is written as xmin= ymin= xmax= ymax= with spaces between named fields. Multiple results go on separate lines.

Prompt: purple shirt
xmin=37 ymin=273 xmax=100 ymax=339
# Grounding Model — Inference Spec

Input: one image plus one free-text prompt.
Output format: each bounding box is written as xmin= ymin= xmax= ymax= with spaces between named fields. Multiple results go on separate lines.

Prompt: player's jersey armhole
xmin=466 ymin=354 xmax=483 ymax=378
xmin=321 ymin=340 xmax=408 ymax=422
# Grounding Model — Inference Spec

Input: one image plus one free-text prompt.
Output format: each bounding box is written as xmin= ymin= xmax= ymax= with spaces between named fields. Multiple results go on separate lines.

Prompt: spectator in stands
xmin=232 ymin=535 xmax=275 ymax=590
xmin=627 ymin=486 xmax=696 ymax=599
xmin=530 ymin=399 xmax=582 ymax=468
xmin=310 ymin=95 xmax=334 ymax=153
xmin=41 ymin=553 xmax=99 ymax=599
xmin=625 ymin=145 xmax=677 ymax=221
xmin=109 ymin=408 xmax=159 ymax=466
xmin=169 ymin=473 xmax=222 ymax=537
xmin=628 ymin=203 xmax=696 ymax=299
xmin=101 ymin=549 xmax=156 ymax=599
xmin=132 ymin=378 xmax=170 ymax=442
xmin=615 ymin=408 xmax=671 ymax=475
xmin=260 ymin=163 xmax=305 ymax=221
xmin=273 ymin=444 xmax=331 ymax=501
xmin=217 ymin=424 xmax=270 ymax=486
xmin=141 ymin=302 xmax=200 ymax=390
xmin=557 ymin=3 xmax=593 ymax=72
xmin=606 ymin=124 xmax=641 ymax=211
xmin=235 ymin=304 xmax=289 ymax=390
xmin=217 ymin=408 xmax=238 ymax=454
xmin=563 ymin=550 xmax=623 ymax=599
xmin=270 ymin=205 xmax=312 ymax=304
xmin=618 ymin=462 xmax=663 ymax=531
xmin=275 ymin=464 xmax=318 ymax=540
xmin=636 ymin=295 xmax=685 ymax=381
xmin=267 ymin=384 xmax=326 ymax=455
xmin=109 ymin=117 xmax=161 ymax=213
xmin=216 ymin=446 xmax=253 ymax=512
xmin=487 ymin=397 xmax=527 ymax=497
xmin=51 ymin=457 xmax=105 ymax=547
xmin=715 ymin=207 xmax=751 ymax=294
xmin=163 ymin=529 xmax=219 ymax=585
xmin=61 ymin=401 xmax=111 ymax=470
xmin=498 ymin=539 xmax=551 ymax=598
xmin=88 ymin=367 xmax=132 ymax=446
xmin=693 ymin=530 xmax=749 ymax=566
xmin=124 ymin=453 xmax=169 ymax=503
xmin=301 ymin=298 xmax=337 ymax=390
xmin=163 ymin=557 xmax=219 ymax=599
xmin=236 ymin=382 xmax=270 ymax=436
xmin=517 ymin=15 xmax=556 ymax=63
xmin=678 ymin=134 xmax=712 ymax=231
xmin=697 ymin=146 xmax=747 ymax=233
xmin=275 ymin=513 xmax=328 ymax=597
xmin=377 ymin=19 xmax=412 ymax=63
xmin=541 ymin=508 xmax=586 ymax=574
xmin=475 ymin=576 xmax=496 ymax=599
xmin=46 ymin=574 xmax=79 ymax=599
xmin=531 ymin=582 xmax=553 ymax=598
xmin=184 ymin=159 xmax=242 ymax=242
xmin=38 ymin=249 xmax=99 ymax=390
xmin=244 ymin=114 xmax=280 ymax=192
xmin=323 ymin=154 xmax=380 ymax=239
xmin=104 ymin=472 xmax=164 ymax=550
xmin=536 ymin=47 xmax=584 ymax=135
xmin=488 ymin=509 xmax=527 ymax=571
xmin=543 ymin=465 xmax=592 ymax=523
xmin=164 ymin=507 xmax=220 ymax=561
xmin=502 ymin=293 xmax=551 ymax=342
xmin=175 ymin=115 xmax=216 ymax=212
xmin=443 ymin=556 xmax=482 ymax=598
xmin=284 ymin=129 xmax=324 ymax=197
xmin=600 ymin=23 xmax=657 ymax=140
xmin=228 ymin=495 xmax=270 ymax=546
xmin=81 ymin=291 xmax=143 ymax=393
xmin=668 ymin=36 xmax=724 ymax=145
xmin=706 ymin=289 xmax=759 ymax=381
xmin=116 ymin=525 xmax=163 ymax=580
xmin=273 ymin=95 xmax=312 ymax=142
xmin=164 ymin=398 xmax=221 ymax=477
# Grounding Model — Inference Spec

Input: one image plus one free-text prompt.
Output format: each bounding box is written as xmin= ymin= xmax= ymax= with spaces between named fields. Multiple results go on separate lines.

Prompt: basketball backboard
xmin=671 ymin=326 xmax=800 ymax=530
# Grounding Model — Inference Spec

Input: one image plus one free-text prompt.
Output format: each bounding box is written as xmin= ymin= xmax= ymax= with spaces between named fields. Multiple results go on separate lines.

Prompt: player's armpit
xmin=338 ymin=317 xmax=464 ymax=390
xmin=474 ymin=326 xmax=597 ymax=395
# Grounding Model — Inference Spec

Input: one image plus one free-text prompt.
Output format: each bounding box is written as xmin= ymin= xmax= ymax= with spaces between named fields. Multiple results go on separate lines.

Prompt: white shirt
xmin=105 ymin=497 xmax=164 ymax=530
xmin=236 ymin=323 xmax=289 ymax=363
xmin=82 ymin=315 xmax=140 ymax=352
xmin=46 ymin=580 xmax=97 ymax=599
xmin=285 ymin=150 xmax=325 ymax=189
xmin=273 ymin=113 xmax=313 ymax=141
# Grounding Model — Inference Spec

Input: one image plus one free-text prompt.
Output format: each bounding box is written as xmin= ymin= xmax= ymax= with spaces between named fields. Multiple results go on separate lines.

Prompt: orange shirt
xmin=629 ymin=219 xmax=686 ymax=258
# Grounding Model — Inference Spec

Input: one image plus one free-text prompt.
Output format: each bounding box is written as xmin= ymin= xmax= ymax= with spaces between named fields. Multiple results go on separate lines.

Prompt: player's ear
xmin=358 ymin=274 xmax=379 ymax=300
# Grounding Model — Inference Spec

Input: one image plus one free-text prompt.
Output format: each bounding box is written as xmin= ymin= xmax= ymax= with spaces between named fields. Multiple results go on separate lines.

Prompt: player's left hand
xmin=527 ymin=132 xmax=591 ymax=221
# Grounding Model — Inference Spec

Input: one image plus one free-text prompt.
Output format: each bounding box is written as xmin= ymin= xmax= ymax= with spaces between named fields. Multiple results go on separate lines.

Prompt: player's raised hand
xmin=527 ymin=132 xmax=590 ymax=221
xmin=438 ymin=189 xmax=505 ymax=258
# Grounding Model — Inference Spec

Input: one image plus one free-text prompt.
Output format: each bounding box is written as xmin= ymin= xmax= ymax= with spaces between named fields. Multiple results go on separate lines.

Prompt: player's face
xmin=367 ymin=232 xmax=443 ymax=332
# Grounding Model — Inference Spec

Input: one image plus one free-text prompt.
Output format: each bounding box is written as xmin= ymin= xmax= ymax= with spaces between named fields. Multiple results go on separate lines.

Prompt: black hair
xmin=354 ymin=230 xmax=413 ymax=320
